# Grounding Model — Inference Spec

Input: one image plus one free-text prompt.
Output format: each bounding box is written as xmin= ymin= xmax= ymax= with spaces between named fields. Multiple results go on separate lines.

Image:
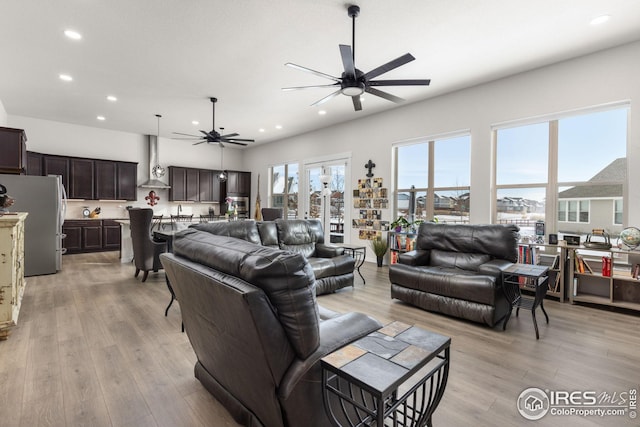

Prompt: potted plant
xmin=390 ymin=216 xmax=410 ymax=232
xmin=371 ymin=237 xmax=388 ymax=267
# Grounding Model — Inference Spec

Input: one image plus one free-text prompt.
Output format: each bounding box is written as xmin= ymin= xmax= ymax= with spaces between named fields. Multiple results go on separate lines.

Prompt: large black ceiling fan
xmin=283 ymin=4 xmax=430 ymax=111
xmin=172 ymin=97 xmax=254 ymax=146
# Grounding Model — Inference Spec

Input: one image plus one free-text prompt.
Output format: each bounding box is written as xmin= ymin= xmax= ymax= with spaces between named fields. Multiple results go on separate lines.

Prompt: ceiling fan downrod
xmin=348 ymin=5 xmax=359 ymax=63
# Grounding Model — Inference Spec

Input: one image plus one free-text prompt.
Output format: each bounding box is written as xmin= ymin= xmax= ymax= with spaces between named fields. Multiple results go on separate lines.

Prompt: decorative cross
xmin=145 ymin=190 xmax=160 ymax=207
xmin=365 ymin=159 xmax=376 ymax=177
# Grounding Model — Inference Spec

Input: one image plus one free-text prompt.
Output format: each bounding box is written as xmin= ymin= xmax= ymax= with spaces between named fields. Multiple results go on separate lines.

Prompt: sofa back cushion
xmin=429 ymin=249 xmax=491 ymax=271
xmin=257 ymin=221 xmax=279 ymax=248
xmin=172 ymin=229 xmax=320 ymax=359
xmin=190 ymin=220 xmax=262 ymax=244
xmin=276 ymin=219 xmax=324 ymax=258
xmin=417 ymin=223 xmax=519 ymax=263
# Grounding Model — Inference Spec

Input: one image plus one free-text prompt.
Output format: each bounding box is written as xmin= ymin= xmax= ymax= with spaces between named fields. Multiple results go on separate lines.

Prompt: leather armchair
xmin=128 ymin=208 xmax=167 ymax=282
xmin=160 ymin=229 xmax=381 ymax=427
xmin=389 ymin=223 xmax=519 ymax=326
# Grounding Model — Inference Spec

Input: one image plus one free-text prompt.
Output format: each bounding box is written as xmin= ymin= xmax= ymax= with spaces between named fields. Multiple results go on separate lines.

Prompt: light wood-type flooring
xmin=1 ymin=251 xmax=639 ymax=427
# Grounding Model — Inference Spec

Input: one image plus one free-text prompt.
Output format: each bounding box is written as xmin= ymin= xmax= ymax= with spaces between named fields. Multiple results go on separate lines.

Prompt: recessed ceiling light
xmin=259 ymin=128 xmax=266 ymax=133
xmin=96 ymin=115 xmax=106 ymax=121
xmin=192 ymin=120 xmax=199 ymax=125
xmin=59 ymin=74 xmax=73 ymax=82
xmin=318 ymin=110 xmax=327 ymax=115
xmin=590 ymin=15 xmax=610 ymax=25
xmin=275 ymin=125 xmax=283 ymax=130
xmin=64 ymin=29 xmax=82 ymax=40
xmin=106 ymin=95 xmax=117 ymax=102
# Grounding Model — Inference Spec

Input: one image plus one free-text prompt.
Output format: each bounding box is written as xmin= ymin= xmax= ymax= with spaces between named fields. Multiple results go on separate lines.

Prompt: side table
xmin=502 ymin=263 xmax=550 ymax=339
xmin=337 ymin=244 xmax=367 ymax=284
xmin=321 ymin=321 xmax=450 ymax=427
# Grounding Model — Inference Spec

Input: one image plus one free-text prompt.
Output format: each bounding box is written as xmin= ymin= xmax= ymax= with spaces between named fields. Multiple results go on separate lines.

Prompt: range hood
xmin=139 ymin=134 xmax=171 ymax=189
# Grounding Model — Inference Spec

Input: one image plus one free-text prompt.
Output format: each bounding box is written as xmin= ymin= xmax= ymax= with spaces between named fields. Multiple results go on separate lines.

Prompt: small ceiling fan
xmin=283 ymin=4 xmax=430 ymax=111
xmin=172 ymin=97 xmax=254 ymax=146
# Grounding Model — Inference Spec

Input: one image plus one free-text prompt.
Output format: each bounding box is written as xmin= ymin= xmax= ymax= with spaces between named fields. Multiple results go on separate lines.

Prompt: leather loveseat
xmin=190 ymin=219 xmax=355 ymax=295
xmin=160 ymin=229 xmax=381 ymax=427
xmin=389 ymin=222 xmax=519 ymax=327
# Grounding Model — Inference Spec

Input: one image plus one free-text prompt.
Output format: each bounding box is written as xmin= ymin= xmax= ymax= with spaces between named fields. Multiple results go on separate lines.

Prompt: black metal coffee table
xmin=321 ymin=321 xmax=450 ymax=427
xmin=502 ymin=263 xmax=549 ymax=339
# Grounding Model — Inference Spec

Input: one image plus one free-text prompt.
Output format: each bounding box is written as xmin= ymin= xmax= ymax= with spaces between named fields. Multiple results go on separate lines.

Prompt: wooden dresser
xmin=0 ymin=212 xmax=28 ymax=339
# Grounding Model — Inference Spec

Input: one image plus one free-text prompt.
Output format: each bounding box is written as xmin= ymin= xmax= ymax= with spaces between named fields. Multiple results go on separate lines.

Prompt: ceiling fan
xmin=283 ymin=4 xmax=430 ymax=111
xmin=172 ymin=97 xmax=254 ymax=146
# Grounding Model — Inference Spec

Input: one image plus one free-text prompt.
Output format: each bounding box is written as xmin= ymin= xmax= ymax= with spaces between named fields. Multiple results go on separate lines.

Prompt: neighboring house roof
xmin=559 ymin=158 xmax=626 ymax=199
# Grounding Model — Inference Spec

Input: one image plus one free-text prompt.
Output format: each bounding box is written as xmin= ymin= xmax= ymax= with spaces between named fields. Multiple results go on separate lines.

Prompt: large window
xmin=494 ymin=105 xmax=628 ymax=239
xmin=395 ymin=134 xmax=470 ymax=224
xmin=270 ymin=162 xmax=298 ymax=218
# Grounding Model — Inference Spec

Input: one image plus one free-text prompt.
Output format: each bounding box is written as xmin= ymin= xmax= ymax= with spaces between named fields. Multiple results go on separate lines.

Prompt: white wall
xmin=244 ymin=40 xmax=640 ymax=253
xmin=6 ymin=115 xmax=244 ymax=218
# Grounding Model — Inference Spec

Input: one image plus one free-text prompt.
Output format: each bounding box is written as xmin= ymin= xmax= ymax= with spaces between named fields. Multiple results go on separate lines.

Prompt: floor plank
xmin=0 ymin=251 xmax=638 ymax=426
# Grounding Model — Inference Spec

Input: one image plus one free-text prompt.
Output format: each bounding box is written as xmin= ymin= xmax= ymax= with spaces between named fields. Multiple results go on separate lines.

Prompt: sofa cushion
xmin=429 ymin=249 xmax=491 ymax=271
xmin=173 ymin=229 xmax=320 ymax=359
xmin=308 ymin=255 xmax=354 ymax=280
xmin=257 ymin=221 xmax=279 ymax=248
xmin=389 ymin=263 xmax=499 ymax=306
xmin=276 ymin=219 xmax=323 ymax=258
xmin=190 ymin=220 xmax=262 ymax=244
xmin=417 ymin=222 xmax=519 ymax=262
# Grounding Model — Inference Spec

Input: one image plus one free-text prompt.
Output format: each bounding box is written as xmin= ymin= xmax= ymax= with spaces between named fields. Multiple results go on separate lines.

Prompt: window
xmin=395 ymin=134 xmax=470 ymax=223
xmin=270 ymin=162 xmax=298 ymax=218
xmin=495 ymin=105 xmax=627 ymax=238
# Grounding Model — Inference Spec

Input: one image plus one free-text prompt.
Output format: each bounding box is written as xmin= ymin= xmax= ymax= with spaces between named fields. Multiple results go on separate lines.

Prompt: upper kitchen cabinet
xmin=226 ymin=171 xmax=251 ymax=197
xmin=69 ymin=158 xmax=94 ymax=200
xmin=95 ymin=160 xmax=117 ymax=200
xmin=0 ymin=127 xmax=27 ymax=174
xmin=116 ymin=162 xmax=137 ymax=201
xmin=26 ymin=151 xmax=43 ymax=176
xmin=43 ymin=154 xmax=69 ymax=190
xmin=168 ymin=166 xmax=199 ymax=202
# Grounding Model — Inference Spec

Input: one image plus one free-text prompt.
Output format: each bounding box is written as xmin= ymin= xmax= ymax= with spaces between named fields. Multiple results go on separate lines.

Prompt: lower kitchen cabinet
xmin=63 ymin=219 xmax=120 ymax=254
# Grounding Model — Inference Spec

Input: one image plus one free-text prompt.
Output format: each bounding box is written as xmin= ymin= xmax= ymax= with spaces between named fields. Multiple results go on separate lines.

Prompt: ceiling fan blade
xmin=172 ymin=137 xmax=201 ymax=140
xmin=282 ymin=83 xmax=340 ymax=91
xmin=285 ymin=63 xmax=341 ymax=82
xmin=363 ymin=53 xmax=415 ymax=80
xmin=224 ymin=141 xmax=249 ymax=146
xmin=223 ymin=137 xmax=254 ymax=142
xmin=310 ymin=89 xmax=342 ymax=107
xmin=339 ymin=44 xmax=356 ymax=78
xmin=369 ymin=79 xmax=431 ymax=86
xmin=192 ymin=140 xmax=207 ymax=145
xmin=220 ymin=132 xmax=239 ymax=138
xmin=199 ymin=130 xmax=214 ymax=137
xmin=172 ymin=132 xmax=201 ymax=137
xmin=365 ymin=87 xmax=405 ymax=104
xmin=352 ymin=95 xmax=362 ymax=111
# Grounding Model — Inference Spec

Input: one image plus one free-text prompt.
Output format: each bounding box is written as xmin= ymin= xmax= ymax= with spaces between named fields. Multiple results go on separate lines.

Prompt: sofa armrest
xmin=278 ymin=312 xmax=381 ymax=399
xmin=315 ymin=243 xmax=345 ymax=258
xmin=478 ymin=259 xmax=514 ymax=278
xmin=398 ymin=249 xmax=430 ymax=266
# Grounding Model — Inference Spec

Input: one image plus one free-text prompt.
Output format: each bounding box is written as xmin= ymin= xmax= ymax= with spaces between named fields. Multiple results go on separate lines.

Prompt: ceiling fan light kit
xmin=283 ymin=4 xmax=430 ymax=111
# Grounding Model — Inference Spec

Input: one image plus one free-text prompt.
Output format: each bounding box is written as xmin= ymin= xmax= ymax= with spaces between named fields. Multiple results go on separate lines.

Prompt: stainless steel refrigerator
xmin=0 ymin=174 xmax=67 ymax=276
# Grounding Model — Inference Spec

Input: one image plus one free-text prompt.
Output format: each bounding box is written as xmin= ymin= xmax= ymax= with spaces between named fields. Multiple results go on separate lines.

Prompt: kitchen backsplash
xmin=65 ymin=200 xmax=222 ymax=219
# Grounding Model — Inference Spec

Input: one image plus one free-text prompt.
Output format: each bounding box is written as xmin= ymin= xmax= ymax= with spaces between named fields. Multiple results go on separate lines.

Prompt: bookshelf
xmin=388 ymin=231 xmax=418 ymax=264
xmin=568 ymin=246 xmax=640 ymax=312
xmin=517 ymin=243 xmax=567 ymax=302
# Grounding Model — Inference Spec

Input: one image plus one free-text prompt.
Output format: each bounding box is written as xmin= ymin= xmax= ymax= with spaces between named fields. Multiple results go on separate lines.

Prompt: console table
xmin=502 ymin=263 xmax=549 ymax=339
xmin=321 ymin=321 xmax=450 ymax=427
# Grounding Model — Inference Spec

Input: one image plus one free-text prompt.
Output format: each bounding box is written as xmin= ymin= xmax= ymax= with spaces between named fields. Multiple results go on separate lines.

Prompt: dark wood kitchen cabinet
xmin=0 ymin=126 xmax=27 ymax=174
xmin=95 ymin=160 xmax=117 ymax=200
xmin=43 ymin=155 xmax=69 ymax=191
xmin=117 ymin=162 xmax=137 ymax=200
xmin=69 ymin=158 xmax=94 ymax=199
xmin=26 ymin=151 xmax=43 ymax=176
xmin=226 ymin=171 xmax=251 ymax=197
xmin=63 ymin=219 xmax=120 ymax=253
xmin=168 ymin=166 xmax=199 ymax=202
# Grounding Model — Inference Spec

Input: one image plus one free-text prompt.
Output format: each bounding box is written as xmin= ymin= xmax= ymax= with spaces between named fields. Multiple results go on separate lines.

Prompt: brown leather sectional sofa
xmin=389 ymin=223 xmax=520 ymax=327
xmin=160 ymin=229 xmax=381 ymax=427
xmin=190 ymin=219 xmax=355 ymax=294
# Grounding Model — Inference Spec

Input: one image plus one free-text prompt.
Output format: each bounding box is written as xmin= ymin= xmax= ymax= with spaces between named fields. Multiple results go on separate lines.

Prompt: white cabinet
xmin=0 ymin=212 xmax=27 ymax=340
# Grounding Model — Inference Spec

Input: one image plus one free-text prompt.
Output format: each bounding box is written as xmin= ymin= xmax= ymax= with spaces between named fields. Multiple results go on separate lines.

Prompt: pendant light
xmin=218 ymin=145 xmax=227 ymax=182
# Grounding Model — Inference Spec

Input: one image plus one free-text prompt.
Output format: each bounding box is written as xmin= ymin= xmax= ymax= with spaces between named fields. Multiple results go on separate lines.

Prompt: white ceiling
xmin=1 ymin=0 xmax=639 ymax=147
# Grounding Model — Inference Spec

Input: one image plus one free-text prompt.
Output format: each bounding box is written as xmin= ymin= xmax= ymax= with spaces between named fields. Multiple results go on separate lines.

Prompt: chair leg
xmin=141 ymin=270 xmax=149 ymax=282
xmin=135 ymin=268 xmax=140 ymax=278
xmin=165 ymin=294 xmax=175 ymax=317
xmin=540 ymin=300 xmax=549 ymax=323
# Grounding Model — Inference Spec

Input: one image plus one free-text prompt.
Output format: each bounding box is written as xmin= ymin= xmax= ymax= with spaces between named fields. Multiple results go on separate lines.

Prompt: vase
xmin=376 ymin=256 xmax=383 ymax=267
